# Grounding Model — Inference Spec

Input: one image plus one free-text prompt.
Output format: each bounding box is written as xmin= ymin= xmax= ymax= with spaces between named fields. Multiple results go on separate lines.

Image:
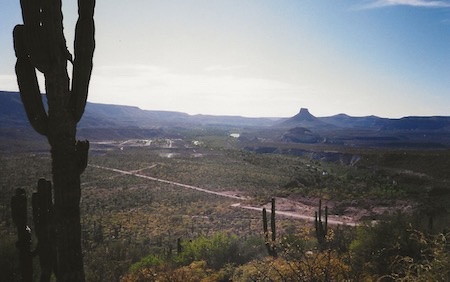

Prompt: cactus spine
xmin=262 ymin=198 xmax=277 ymax=257
xmin=315 ymin=199 xmax=328 ymax=247
xmin=13 ymin=0 xmax=95 ymax=280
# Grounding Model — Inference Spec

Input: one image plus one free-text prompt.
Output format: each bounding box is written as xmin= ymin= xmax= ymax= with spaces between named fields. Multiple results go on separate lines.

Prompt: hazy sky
xmin=1 ymin=0 xmax=450 ymax=118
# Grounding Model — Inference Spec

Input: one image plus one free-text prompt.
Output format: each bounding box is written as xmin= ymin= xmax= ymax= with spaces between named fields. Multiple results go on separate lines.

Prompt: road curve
xmin=231 ymin=203 xmax=357 ymax=226
xmin=89 ymin=164 xmax=357 ymax=226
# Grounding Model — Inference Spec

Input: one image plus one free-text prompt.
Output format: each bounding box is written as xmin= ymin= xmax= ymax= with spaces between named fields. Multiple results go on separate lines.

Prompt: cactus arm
xmin=11 ymin=188 xmax=34 ymax=281
xmin=76 ymin=140 xmax=90 ymax=174
xmin=262 ymin=208 xmax=269 ymax=239
xmin=318 ymin=199 xmax=322 ymax=223
xmin=270 ymin=198 xmax=277 ymax=257
xmin=262 ymin=202 xmax=277 ymax=257
xmin=70 ymin=0 xmax=95 ymax=122
xmin=314 ymin=200 xmax=329 ymax=247
xmin=14 ymin=25 xmax=48 ymax=136
xmin=262 ymin=207 xmax=271 ymax=255
xmin=11 ymin=188 xmax=28 ymax=228
xmin=271 ymin=198 xmax=276 ymax=243
xmin=19 ymin=0 xmax=50 ymax=73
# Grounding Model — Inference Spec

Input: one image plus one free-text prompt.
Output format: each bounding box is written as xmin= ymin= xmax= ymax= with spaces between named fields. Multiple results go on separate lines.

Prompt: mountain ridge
xmin=2 ymin=90 xmax=450 ymax=134
xmin=0 ymin=91 xmax=279 ymax=129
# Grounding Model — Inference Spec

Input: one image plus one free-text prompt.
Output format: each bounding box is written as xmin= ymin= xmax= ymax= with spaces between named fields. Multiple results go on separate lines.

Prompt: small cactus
xmin=315 ymin=199 xmax=328 ymax=247
xmin=262 ymin=198 xmax=277 ymax=257
xmin=11 ymin=179 xmax=57 ymax=282
xmin=11 ymin=188 xmax=33 ymax=282
xmin=177 ymin=237 xmax=182 ymax=255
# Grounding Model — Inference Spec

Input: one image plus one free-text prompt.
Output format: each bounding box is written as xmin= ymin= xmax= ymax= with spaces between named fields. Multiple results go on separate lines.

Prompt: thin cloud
xmin=0 ymin=75 xmax=19 ymax=92
xmin=88 ymin=64 xmax=306 ymax=117
xmin=356 ymin=0 xmax=450 ymax=9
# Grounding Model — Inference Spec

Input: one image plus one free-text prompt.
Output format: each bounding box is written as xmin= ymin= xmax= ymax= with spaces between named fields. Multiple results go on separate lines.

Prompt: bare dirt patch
xmin=265 ymin=196 xmax=416 ymax=225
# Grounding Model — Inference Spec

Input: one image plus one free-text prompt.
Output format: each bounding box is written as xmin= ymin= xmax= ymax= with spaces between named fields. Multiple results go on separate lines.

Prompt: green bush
xmin=350 ymin=214 xmax=426 ymax=278
xmin=129 ymin=254 xmax=163 ymax=274
xmin=176 ymin=232 xmax=240 ymax=269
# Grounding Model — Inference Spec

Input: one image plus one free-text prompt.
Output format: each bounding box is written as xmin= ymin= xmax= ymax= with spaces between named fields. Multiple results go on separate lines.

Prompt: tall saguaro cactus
xmin=13 ymin=0 xmax=95 ymax=280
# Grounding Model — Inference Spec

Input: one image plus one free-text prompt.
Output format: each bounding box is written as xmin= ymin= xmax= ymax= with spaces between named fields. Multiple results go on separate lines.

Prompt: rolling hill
xmin=0 ymin=90 xmax=279 ymax=131
xmin=1 ymin=90 xmax=450 ymax=149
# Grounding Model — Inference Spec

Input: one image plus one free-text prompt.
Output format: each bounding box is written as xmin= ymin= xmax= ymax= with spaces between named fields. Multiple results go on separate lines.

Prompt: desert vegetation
xmin=3 ymin=0 xmax=449 ymax=280
xmin=2 ymin=134 xmax=449 ymax=281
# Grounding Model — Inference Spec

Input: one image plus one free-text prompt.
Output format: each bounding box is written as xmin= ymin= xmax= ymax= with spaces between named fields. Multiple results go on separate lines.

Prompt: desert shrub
xmin=386 ymin=231 xmax=450 ymax=281
xmin=129 ymin=254 xmax=163 ymax=274
xmin=176 ymin=232 xmax=240 ymax=269
xmin=85 ymin=241 xmax=142 ymax=282
xmin=236 ymin=235 xmax=267 ymax=264
xmin=122 ymin=233 xmax=267 ymax=281
xmin=349 ymin=213 xmax=439 ymax=279
xmin=122 ymin=260 xmax=232 ymax=282
xmin=233 ymin=252 xmax=350 ymax=282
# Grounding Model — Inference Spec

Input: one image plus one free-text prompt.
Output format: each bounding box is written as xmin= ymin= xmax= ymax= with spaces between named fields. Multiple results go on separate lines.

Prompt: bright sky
xmin=1 ymin=0 xmax=450 ymax=118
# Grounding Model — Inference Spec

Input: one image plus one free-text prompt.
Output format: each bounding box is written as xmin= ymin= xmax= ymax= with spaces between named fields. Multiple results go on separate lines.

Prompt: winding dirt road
xmin=89 ymin=164 xmax=357 ymax=226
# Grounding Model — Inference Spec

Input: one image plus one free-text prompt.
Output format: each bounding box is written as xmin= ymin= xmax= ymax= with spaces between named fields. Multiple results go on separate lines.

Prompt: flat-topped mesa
xmin=299 ymin=108 xmax=310 ymax=115
xmin=278 ymin=107 xmax=325 ymax=128
xmin=294 ymin=108 xmax=317 ymax=122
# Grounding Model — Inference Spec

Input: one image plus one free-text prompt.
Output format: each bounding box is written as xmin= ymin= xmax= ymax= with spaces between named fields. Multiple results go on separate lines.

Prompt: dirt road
xmin=89 ymin=164 xmax=357 ymax=226
xmin=231 ymin=203 xmax=357 ymax=226
xmin=89 ymin=164 xmax=244 ymax=200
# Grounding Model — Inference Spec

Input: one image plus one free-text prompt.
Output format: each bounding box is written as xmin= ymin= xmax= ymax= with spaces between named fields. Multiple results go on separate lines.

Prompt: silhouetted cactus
xmin=11 ymin=179 xmax=58 ymax=282
xmin=262 ymin=198 xmax=277 ymax=257
xmin=13 ymin=0 xmax=95 ymax=280
xmin=32 ymin=178 xmax=57 ymax=281
xmin=11 ymin=188 xmax=33 ymax=282
xmin=315 ymin=199 xmax=328 ymax=247
xmin=14 ymin=0 xmax=95 ymax=130
xmin=177 ymin=237 xmax=183 ymax=255
xmin=13 ymin=24 xmax=48 ymax=136
xmin=262 ymin=208 xmax=269 ymax=245
xmin=271 ymin=198 xmax=276 ymax=243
